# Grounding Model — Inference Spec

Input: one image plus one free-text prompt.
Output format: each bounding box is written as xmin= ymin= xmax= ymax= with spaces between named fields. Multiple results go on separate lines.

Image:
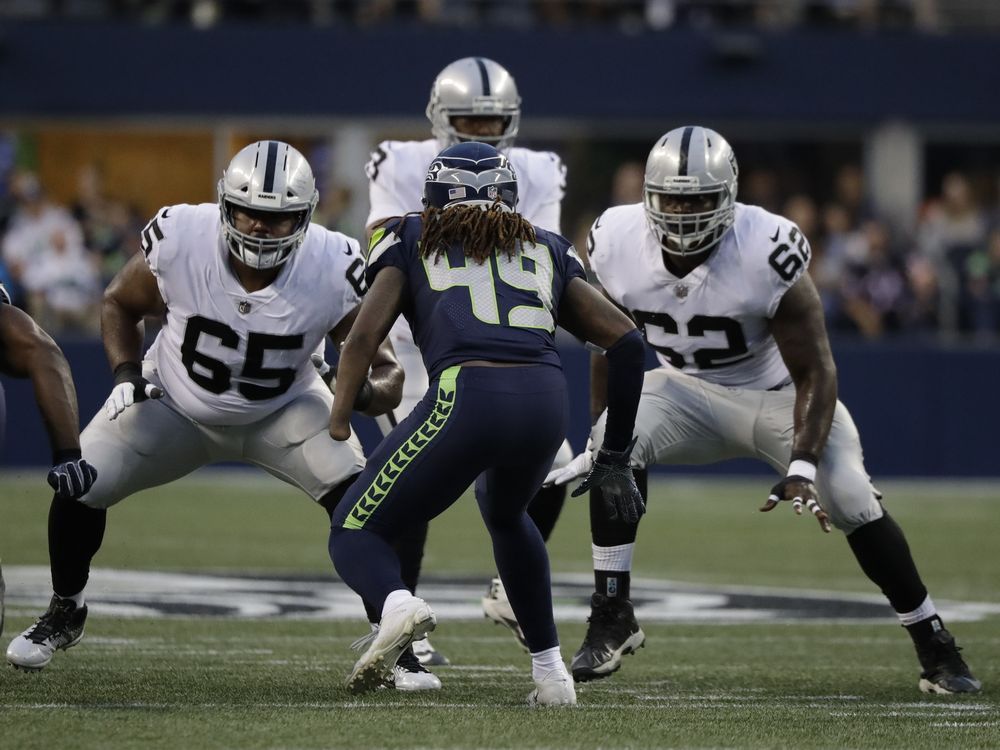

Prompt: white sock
xmin=56 ymin=590 xmax=85 ymax=608
xmin=896 ymin=594 xmax=937 ymax=627
xmin=592 ymin=543 xmax=634 ymax=571
xmin=530 ymin=646 xmax=566 ymax=682
xmin=381 ymin=589 xmax=415 ymax=619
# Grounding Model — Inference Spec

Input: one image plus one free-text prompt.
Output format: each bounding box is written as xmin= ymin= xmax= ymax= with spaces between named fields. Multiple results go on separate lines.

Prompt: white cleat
xmin=346 ymin=597 xmax=436 ymax=694
xmin=482 ymin=577 xmax=528 ymax=651
xmin=393 ymin=647 xmax=443 ymax=691
xmin=6 ymin=596 xmax=88 ymax=672
xmin=527 ymin=669 xmax=577 ymax=707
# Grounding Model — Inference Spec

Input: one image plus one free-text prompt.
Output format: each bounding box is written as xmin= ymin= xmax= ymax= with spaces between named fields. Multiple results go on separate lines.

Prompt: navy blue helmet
xmin=423 ymin=141 xmax=518 ymax=212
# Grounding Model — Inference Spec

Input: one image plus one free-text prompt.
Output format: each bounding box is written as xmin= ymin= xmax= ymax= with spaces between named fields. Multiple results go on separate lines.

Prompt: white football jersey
xmin=589 ymin=202 xmax=811 ymax=390
xmin=366 ymin=138 xmax=566 ymax=353
xmin=140 ymin=203 xmax=365 ymax=425
xmin=366 ymin=138 xmax=565 ymax=234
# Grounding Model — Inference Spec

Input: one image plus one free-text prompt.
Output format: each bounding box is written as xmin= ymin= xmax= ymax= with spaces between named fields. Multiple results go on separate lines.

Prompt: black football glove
xmin=571 ymin=437 xmax=645 ymax=524
xmin=104 ymin=362 xmax=163 ymax=420
xmin=47 ymin=450 xmax=98 ymax=501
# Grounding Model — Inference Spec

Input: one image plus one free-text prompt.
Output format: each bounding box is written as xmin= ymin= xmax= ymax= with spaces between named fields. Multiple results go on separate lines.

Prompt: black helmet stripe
xmin=262 ymin=140 xmax=279 ymax=193
xmin=678 ymin=126 xmax=694 ymax=177
xmin=474 ymin=57 xmax=491 ymax=96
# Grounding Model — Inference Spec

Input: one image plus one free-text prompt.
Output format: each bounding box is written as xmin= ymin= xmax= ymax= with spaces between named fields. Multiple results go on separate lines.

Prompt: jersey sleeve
xmin=758 ymin=215 xmax=812 ymax=317
xmin=585 ymin=210 xmax=616 ymax=296
xmin=329 ymin=234 xmax=366 ymax=331
xmin=365 ymin=142 xmax=410 ymax=228
xmin=138 ymin=205 xmax=175 ymax=278
xmin=364 ymin=219 xmax=408 ymax=285
xmin=522 ymin=151 xmax=566 ymax=235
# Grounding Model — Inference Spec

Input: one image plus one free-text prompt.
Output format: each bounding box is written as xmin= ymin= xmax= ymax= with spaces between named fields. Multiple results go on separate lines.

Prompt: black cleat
xmin=916 ymin=629 xmax=981 ymax=694
xmin=571 ymin=593 xmax=645 ymax=683
xmin=6 ymin=595 xmax=88 ymax=671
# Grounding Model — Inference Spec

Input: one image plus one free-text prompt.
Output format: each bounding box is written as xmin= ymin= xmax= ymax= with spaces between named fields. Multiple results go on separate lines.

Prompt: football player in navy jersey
xmin=327 ymin=142 xmax=647 ymax=705
xmin=1 ymin=282 xmax=97 ymax=637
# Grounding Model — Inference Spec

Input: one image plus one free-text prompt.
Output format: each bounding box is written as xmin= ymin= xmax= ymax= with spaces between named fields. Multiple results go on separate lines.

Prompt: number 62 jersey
xmin=141 ymin=203 xmax=365 ymax=425
xmin=588 ymin=202 xmax=811 ymax=391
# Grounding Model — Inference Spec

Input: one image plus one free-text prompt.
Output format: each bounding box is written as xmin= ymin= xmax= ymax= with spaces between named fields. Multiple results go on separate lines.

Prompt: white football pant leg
xmin=244 ymin=379 xmax=365 ymax=500
xmin=80 ymin=394 xmax=213 ymax=510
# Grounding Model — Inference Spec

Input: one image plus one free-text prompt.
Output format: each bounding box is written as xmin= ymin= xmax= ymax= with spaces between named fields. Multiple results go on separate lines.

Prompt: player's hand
xmin=47 ymin=451 xmax=98 ymax=501
xmin=543 ymin=439 xmax=593 ymax=486
xmin=311 ymin=353 xmax=337 ymax=388
xmin=760 ymin=475 xmax=832 ymax=533
xmin=105 ymin=362 xmax=163 ymax=420
xmin=329 ymin=413 xmax=352 ymax=441
xmin=571 ymin=437 xmax=645 ymax=524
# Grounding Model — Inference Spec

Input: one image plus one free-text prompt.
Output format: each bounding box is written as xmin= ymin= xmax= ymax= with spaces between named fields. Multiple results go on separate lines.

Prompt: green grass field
xmin=1 ymin=471 xmax=998 ymax=749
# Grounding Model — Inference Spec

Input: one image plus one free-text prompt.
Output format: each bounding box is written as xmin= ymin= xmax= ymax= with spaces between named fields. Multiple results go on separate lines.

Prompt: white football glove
xmin=104 ymin=381 xmax=163 ymax=420
xmin=543 ymin=438 xmax=594 ymax=487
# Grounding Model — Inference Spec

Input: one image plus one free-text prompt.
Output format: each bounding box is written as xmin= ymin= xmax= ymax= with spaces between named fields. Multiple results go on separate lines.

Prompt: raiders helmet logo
xmin=238 ymin=300 xmax=252 ymax=314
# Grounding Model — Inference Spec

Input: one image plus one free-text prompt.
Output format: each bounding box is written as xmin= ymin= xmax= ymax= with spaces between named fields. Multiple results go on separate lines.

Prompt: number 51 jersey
xmin=141 ymin=203 xmax=364 ymax=425
xmin=588 ymin=202 xmax=811 ymax=391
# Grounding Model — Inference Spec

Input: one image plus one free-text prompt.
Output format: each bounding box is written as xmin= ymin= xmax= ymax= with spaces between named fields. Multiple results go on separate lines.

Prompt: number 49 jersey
xmin=141 ymin=203 xmax=365 ymax=426
xmin=367 ymin=215 xmax=586 ymax=379
xmin=588 ymin=202 xmax=811 ymax=390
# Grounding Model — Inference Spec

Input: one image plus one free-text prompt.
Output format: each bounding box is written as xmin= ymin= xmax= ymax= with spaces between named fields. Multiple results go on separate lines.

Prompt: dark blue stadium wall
xmin=2 ymin=22 xmax=1000 ymax=124
xmin=1 ymin=339 xmax=998 ymax=477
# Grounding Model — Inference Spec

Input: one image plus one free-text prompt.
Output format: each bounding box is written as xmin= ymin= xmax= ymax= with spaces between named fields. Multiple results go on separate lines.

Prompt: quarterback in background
xmin=328 ymin=141 xmax=645 ymax=705
xmin=362 ymin=56 xmax=572 ymax=668
xmin=6 ymin=141 xmax=402 ymax=673
xmin=551 ymin=126 xmax=980 ymax=695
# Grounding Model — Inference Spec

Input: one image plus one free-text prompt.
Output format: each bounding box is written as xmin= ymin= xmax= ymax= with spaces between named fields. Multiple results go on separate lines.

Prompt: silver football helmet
xmin=426 ymin=57 xmax=521 ymax=150
xmin=217 ymin=140 xmax=319 ymax=270
xmin=643 ymin=126 xmax=738 ymax=256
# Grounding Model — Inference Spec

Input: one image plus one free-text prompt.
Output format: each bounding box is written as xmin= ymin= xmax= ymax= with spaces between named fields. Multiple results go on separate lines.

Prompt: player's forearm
xmin=29 ymin=340 xmax=82 ymax=456
xmin=789 ymin=367 xmax=837 ymax=462
xmin=330 ymin=330 xmax=381 ymax=424
xmin=589 ymin=351 xmax=609 ymax=422
xmin=101 ymin=298 xmax=146 ymax=371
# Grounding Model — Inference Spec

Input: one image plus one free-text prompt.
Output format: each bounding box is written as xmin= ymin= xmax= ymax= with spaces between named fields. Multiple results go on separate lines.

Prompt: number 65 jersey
xmin=141 ymin=203 xmax=364 ymax=426
xmin=588 ymin=202 xmax=810 ymax=391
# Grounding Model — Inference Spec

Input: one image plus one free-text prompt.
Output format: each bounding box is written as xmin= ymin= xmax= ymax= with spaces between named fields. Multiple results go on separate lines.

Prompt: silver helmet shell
xmin=217 ymin=140 xmax=319 ymax=270
xmin=426 ymin=57 xmax=521 ymax=150
xmin=643 ymin=126 xmax=738 ymax=256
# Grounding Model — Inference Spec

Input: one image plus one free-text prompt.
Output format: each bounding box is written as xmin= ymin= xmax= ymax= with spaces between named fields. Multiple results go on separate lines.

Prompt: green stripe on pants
xmin=343 ymin=366 xmax=460 ymax=530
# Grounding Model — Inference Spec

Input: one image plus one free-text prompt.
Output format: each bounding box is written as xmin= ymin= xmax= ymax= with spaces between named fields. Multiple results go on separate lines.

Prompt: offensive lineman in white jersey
xmin=6 ymin=141 xmax=403 ymax=673
xmin=549 ymin=126 xmax=980 ymax=694
xmin=361 ymin=56 xmax=572 ymax=671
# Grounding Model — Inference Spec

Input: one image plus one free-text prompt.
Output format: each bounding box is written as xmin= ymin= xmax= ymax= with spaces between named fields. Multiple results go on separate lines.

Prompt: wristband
xmin=787 ymin=459 xmax=817 ymax=482
xmin=113 ymin=361 xmax=142 ymax=384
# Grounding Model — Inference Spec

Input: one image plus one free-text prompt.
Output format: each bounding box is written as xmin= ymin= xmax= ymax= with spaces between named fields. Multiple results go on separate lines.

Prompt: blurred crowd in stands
xmin=4 ymin=0 xmax=998 ymax=34
xmin=2 ymin=145 xmax=999 ymax=341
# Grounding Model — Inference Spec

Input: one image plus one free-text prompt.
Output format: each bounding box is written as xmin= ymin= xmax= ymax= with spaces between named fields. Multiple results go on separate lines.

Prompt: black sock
xmin=595 ymin=570 xmax=630 ymax=600
xmin=590 ymin=468 xmax=646 ymax=547
xmin=846 ymin=512 xmax=927 ymax=613
xmin=527 ymin=484 xmax=566 ymax=542
xmin=48 ymin=494 xmax=106 ymax=598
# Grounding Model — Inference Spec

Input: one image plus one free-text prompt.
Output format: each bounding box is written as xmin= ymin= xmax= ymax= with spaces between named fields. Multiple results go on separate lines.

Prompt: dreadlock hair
xmin=418 ymin=202 xmax=537 ymax=264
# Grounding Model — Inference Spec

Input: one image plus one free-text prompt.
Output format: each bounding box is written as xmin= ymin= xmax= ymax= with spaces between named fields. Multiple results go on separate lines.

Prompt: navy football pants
xmin=330 ymin=363 xmax=568 ymax=653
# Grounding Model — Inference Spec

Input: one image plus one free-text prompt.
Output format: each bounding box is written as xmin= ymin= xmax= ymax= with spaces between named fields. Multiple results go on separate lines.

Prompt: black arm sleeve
xmin=601 ymin=328 xmax=645 ymax=453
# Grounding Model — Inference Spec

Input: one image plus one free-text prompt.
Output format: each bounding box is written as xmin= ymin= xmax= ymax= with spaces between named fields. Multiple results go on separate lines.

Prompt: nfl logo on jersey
xmin=238 ymin=300 xmax=252 ymax=315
